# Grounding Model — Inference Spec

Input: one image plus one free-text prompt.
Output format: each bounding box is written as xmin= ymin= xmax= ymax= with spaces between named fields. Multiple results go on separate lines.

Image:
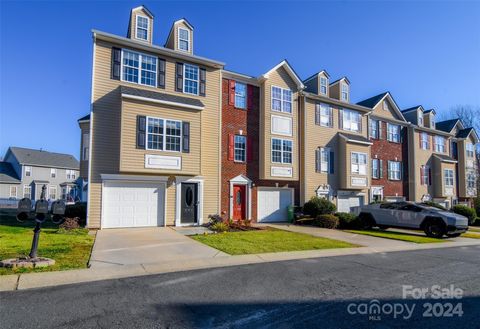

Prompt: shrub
xmin=210 ymin=222 xmax=229 ymax=233
xmin=473 ymin=197 xmax=480 ymax=218
xmin=336 ymin=212 xmax=361 ymax=229
xmin=452 ymin=205 xmax=477 ymax=224
xmin=422 ymin=201 xmax=447 ymax=211
xmin=314 ymin=214 xmax=339 ymax=229
xmin=59 ymin=217 xmax=80 ymax=230
xmin=64 ymin=202 xmax=87 ymax=226
xmin=303 ymin=197 xmax=336 ymax=218
xmin=208 ymin=214 xmax=224 ymax=226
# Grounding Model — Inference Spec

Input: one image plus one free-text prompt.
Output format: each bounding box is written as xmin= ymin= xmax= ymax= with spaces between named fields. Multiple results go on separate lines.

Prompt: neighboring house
xmin=357 ymin=92 xmax=409 ymax=203
xmin=85 ymin=6 xmax=224 ymax=229
xmin=77 ymin=114 xmax=90 ymax=202
xmin=0 ymin=147 xmax=80 ymax=203
xmin=221 ymin=61 xmax=303 ymax=223
xmin=299 ymin=73 xmax=372 ymax=213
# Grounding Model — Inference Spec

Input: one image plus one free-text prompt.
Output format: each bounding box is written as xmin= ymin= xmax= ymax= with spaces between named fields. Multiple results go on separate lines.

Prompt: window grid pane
xmin=235 ymin=82 xmax=246 ymax=109
xmin=147 ymin=118 xmax=164 ymax=150
xmin=165 ymin=120 xmax=181 ymax=151
xmin=272 ymin=139 xmax=282 ymax=163
xmin=234 ymin=135 xmax=246 ymax=162
xmin=184 ymin=64 xmax=199 ymax=94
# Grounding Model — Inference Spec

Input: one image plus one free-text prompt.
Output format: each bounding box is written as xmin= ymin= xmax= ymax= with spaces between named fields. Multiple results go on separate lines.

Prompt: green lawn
xmin=346 ymin=229 xmax=448 ymax=244
xmin=0 ymin=210 xmax=94 ymax=275
xmin=191 ymin=227 xmax=357 ymax=255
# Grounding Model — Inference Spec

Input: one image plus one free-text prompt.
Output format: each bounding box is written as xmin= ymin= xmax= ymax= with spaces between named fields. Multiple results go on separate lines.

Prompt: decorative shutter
xmin=329 ymin=151 xmax=334 ymax=174
xmin=247 ymin=136 xmax=253 ymax=161
xmin=199 ymin=68 xmax=206 ymax=96
xmin=420 ymin=167 xmax=424 ymax=185
xmin=175 ymin=63 xmax=183 ymax=92
xmin=182 ymin=122 xmax=190 ymax=153
xmin=228 ymin=134 xmax=235 ymax=161
xmin=136 ymin=116 xmax=146 ymax=149
xmin=111 ymin=47 xmax=121 ymax=80
xmin=315 ymin=104 xmax=320 ymax=125
xmin=247 ymin=85 xmax=254 ymax=110
xmin=400 ymin=162 xmax=403 ymax=180
xmin=400 ymin=127 xmax=404 ymax=143
xmin=315 ymin=148 xmax=321 ymax=173
xmin=157 ymin=58 xmax=166 ymax=89
xmin=379 ymin=160 xmax=383 ymax=178
xmin=228 ymin=80 xmax=235 ymax=106
xmin=419 ymin=132 xmax=422 ymax=148
xmin=329 ymin=106 xmax=333 ymax=127
xmin=358 ymin=114 xmax=362 ymax=133
xmin=378 ymin=121 xmax=383 ymax=139
xmin=339 ymin=109 xmax=343 ymax=130
xmin=428 ymin=168 xmax=432 ymax=185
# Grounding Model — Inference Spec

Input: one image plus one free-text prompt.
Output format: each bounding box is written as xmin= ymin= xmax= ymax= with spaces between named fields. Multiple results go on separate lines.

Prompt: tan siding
xmin=371 ymin=98 xmax=401 ymax=121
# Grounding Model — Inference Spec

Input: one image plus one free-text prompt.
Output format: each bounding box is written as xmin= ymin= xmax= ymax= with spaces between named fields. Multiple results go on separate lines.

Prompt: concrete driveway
xmin=89 ymin=227 xmax=227 ymax=269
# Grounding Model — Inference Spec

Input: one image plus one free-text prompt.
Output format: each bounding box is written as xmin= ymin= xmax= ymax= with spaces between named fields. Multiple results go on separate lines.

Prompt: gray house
xmin=0 ymin=147 xmax=80 ymax=203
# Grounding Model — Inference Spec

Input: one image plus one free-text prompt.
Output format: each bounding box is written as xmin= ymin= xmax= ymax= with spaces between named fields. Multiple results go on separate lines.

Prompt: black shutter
xmin=158 ymin=58 xmax=166 ymax=89
xmin=315 ymin=104 xmax=320 ymax=125
xmin=176 ymin=63 xmax=184 ymax=92
xmin=329 ymin=151 xmax=334 ymax=174
xmin=315 ymin=148 xmax=321 ymax=173
xmin=182 ymin=122 xmax=190 ymax=153
xmin=137 ymin=116 xmax=146 ymax=149
xmin=199 ymin=68 xmax=206 ymax=96
xmin=111 ymin=47 xmax=121 ymax=80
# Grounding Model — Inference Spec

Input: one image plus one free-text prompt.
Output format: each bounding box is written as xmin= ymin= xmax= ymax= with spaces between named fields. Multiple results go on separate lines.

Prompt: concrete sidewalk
xmin=2 ymin=225 xmax=480 ymax=292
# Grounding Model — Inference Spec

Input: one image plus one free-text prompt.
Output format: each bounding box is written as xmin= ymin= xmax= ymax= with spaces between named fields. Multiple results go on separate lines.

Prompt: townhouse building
xmin=357 ymin=92 xmax=409 ymax=203
xmin=81 ymin=6 xmax=478 ymax=229
xmin=0 ymin=147 xmax=79 ymax=202
xmin=221 ymin=61 xmax=302 ymax=222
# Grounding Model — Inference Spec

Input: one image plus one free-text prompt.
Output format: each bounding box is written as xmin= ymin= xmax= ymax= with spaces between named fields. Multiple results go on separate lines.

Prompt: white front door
xmin=337 ymin=195 xmax=364 ymax=213
xmin=103 ymin=181 xmax=165 ymax=228
xmin=257 ymin=188 xmax=293 ymax=222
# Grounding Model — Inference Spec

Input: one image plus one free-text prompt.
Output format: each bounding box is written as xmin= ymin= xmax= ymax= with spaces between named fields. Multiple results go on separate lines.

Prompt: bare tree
xmin=449 ymin=105 xmax=480 ymax=131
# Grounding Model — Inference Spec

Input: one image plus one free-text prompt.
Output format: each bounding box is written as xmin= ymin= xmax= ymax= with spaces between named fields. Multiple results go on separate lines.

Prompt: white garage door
xmin=337 ymin=195 xmax=364 ymax=213
xmin=257 ymin=188 xmax=293 ymax=222
xmin=103 ymin=181 xmax=165 ymax=228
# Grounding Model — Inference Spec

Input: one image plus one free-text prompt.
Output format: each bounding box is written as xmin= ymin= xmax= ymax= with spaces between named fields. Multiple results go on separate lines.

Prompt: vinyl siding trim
xmin=121 ymin=93 xmax=205 ymax=110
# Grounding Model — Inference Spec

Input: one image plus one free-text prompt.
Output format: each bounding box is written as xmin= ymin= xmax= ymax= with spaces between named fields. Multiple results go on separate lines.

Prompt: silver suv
xmin=355 ymin=202 xmax=468 ymax=238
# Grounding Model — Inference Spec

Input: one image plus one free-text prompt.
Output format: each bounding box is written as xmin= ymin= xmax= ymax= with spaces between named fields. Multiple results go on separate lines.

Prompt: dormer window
xmin=431 ymin=115 xmax=435 ymax=129
xmin=418 ymin=112 xmax=423 ymax=126
xmin=341 ymin=83 xmax=349 ymax=101
xmin=320 ymin=77 xmax=328 ymax=95
xmin=178 ymin=28 xmax=190 ymax=52
xmin=135 ymin=15 xmax=149 ymax=41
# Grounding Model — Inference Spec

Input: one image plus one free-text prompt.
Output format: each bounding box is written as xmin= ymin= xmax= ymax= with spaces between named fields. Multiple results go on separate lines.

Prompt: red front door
xmin=232 ymin=185 xmax=246 ymax=220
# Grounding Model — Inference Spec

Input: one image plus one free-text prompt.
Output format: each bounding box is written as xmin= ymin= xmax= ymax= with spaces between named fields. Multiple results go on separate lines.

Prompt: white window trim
xmin=342 ymin=109 xmax=361 ymax=132
xmin=24 ymin=166 xmax=31 ymax=177
xmin=183 ymin=63 xmax=200 ymax=96
xmin=466 ymin=143 xmax=474 ymax=157
xmin=121 ymin=49 xmax=157 ymax=87
xmin=388 ymin=160 xmax=402 ymax=181
xmin=372 ymin=159 xmax=380 ymax=179
xmin=319 ymin=103 xmax=332 ymax=127
xmin=66 ymin=169 xmax=76 ymax=180
xmin=467 ymin=171 xmax=476 ymax=188
xmin=178 ymin=27 xmax=190 ymax=52
xmin=51 ymin=168 xmax=57 ymax=178
xmin=351 ymin=152 xmax=367 ymax=175
xmin=444 ymin=169 xmax=454 ymax=187
xmin=271 ymin=85 xmax=293 ymax=114
xmin=234 ymin=135 xmax=247 ymax=163
xmin=49 ymin=185 xmax=57 ymax=200
xmin=421 ymin=132 xmax=430 ymax=150
xmin=421 ymin=165 xmax=430 ymax=185
xmin=434 ymin=136 xmax=446 ymax=153
xmin=341 ymin=83 xmax=349 ymax=101
xmin=23 ymin=185 xmax=31 ymax=198
xmin=234 ymin=81 xmax=247 ymax=109
xmin=320 ymin=147 xmax=331 ymax=173
xmin=135 ymin=14 xmax=150 ymax=41
xmin=320 ymin=77 xmax=328 ymax=95
xmin=271 ymin=138 xmax=293 ymax=164
xmin=369 ymin=119 xmax=379 ymax=139
xmin=145 ymin=116 xmax=183 ymax=152
xmin=9 ymin=185 xmax=17 ymax=198
xmin=387 ymin=123 xmax=400 ymax=143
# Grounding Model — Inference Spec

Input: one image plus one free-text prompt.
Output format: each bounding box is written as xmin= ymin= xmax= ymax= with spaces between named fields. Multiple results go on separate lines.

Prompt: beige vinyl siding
xmin=260 ymin=66 xmax=299 ymax=181
xmin=432 ymin=160 xmax=456 ymax=198
xmin=88 ymin=39 xmax=221 ymax=228
xmin=371 ymin=97 xmax=401 ymax=121
xmin=329 ymin=83 xmax=340 ymax=101
xmin=129 ymin=8 xmax=153 ymax=44
xmin=341 ymin=141 xmax=370 ymax=190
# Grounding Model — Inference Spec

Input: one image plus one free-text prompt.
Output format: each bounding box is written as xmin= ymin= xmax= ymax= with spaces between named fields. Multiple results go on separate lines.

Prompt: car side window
xmin=380 ymin=203 xmax=399 ymax=210
xmin=399 ymin=205 xmax=421 ymax=212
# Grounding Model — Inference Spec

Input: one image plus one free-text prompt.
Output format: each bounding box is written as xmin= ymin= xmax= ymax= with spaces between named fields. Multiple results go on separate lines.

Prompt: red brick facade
xmin=370 ymin=120 xmax=409 ymax=200
xmin=221 ymin=78 xmax=300 ymax=221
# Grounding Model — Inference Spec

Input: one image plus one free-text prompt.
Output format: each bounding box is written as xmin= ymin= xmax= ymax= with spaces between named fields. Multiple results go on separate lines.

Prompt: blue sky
xmin=1 ymin=1 xmax=479 ymax=158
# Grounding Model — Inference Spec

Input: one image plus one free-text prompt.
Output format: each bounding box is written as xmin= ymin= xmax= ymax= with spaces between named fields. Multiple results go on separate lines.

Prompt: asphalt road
xmin=1 ymin=246 xmax=480 ymax=329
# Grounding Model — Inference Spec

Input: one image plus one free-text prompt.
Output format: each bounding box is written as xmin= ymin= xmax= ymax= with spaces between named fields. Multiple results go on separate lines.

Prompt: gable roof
xmin=435 ymin=119 xmax=459 ymax=133
xmin=357 ymin=92 xmax=406 ymax=122
xmin=8 ymin=147 xmax=79 ymax=170
xmin=303 ymin=70 xmax=330 ymax=83
xmin=424 ymin=109 xmax=436 ymax=115
xmin=433 ymin=154 xmax=457 ymax=163
xmin=456 ymin=127 xmax=474 ymax=139
xmin=401 ymin=105 xmax=424 ymax=113
xmin=78 ymin=114 xmax=90 ymax=122
xmin=0 ymin=162 xmax=20 ymax=184
xmin=260 ymin=60 xmax=304 ymax=89
xmin=329 ymin=77 xmax=350 ymax=86
xmin=131 ymin=5 xmax=154 ymax=18
xmin=164 ymin=18 xmax=195 ymax=48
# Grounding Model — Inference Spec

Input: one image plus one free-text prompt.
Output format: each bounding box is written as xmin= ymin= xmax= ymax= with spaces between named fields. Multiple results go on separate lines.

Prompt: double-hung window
xmin=136 ymin=16 xmax=149 ymax=41
xmin=234 ymin=135 xmax=247 ymax=162
xmin=466 ymin=143 xmax=474 ymax=157
xmin=342 ymin=109 xmax=361 ymax=132
xmin=178 ymin=28 xmax=190 ymax=51
xmin=50 ymin=168 xmax=56 ymax=178
xmin=122 ymin=49 xmax=157 ymax=87
xmin=387 ymin=123 xmax=400 ymax=143
xmin=23 ymin=185 xmax=31 ymax=198
xmin=434 ymin=136 xmax=446 ymax=153
xmin=271 ymin=86 xmax=292 ymax=113
xmin=25 ymin=166 xmax=31 ymax=177
xmin=49 ymin=186 xmax=57 ymax=200
xmin=147 ymin=117 xmax=182 ymax=152
xmin=341 ymin=83 xmax=349 ymax=101
xmin=444 ymin=169 xmax=454 ymax=187
xmin=82 ymin=133 xmax=90 ymax=160
xmin=235 ymin=82 xmax=246 ymax=109
xmin=320 ymin=147 xmax=330 ymax=173
xmin=369 ymin=119 xmax=379 ymax=139
xmin=318 ymin=103 xmax=332 ymax=127
xmin=421 ymin=165 xmax=430 ymax=185
xmin=467 ymin=171 xmax=476 ymax=188
xmin=420 ymin=133 xmax=430 ymax=150
xmin=9 ymin=186 xmax=17 ymax=198
xmin=66 ymin=170 xmax=76 ymax=180
xmin=184 ymin=64 xmax=199 ymax=95
xmin=388 ymin=161 xmax=401 ymax=180
xmin=320 ymin=77 xmax=328 ymax=95
xmin=372 ymin=159 xmax=381 ymax=179
xmin=418 ymin=113 xmax=424 ymax=126
xmin=351 ymin=152 xmax=367 ymax=175
xmin=272 ymin=138 xmax=292 ymax=164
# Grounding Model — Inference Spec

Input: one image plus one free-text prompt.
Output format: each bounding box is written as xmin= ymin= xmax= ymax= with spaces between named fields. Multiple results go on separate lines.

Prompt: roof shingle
xmin=9 ymin=147 xmax=79 ymax=170
xmin=0 ymin=162 xmax=20 ymax=184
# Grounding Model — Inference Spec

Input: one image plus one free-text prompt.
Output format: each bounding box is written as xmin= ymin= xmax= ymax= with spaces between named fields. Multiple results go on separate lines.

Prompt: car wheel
xmin=378 ymin=225 xmax=389 ymax=230
xmin=358 ymin=213 xmax=375 ymax=229
xmin=447 ymin=233 xmax=461 ymax=238
xmin=424 ymin=221 xmax=446 ymax=238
